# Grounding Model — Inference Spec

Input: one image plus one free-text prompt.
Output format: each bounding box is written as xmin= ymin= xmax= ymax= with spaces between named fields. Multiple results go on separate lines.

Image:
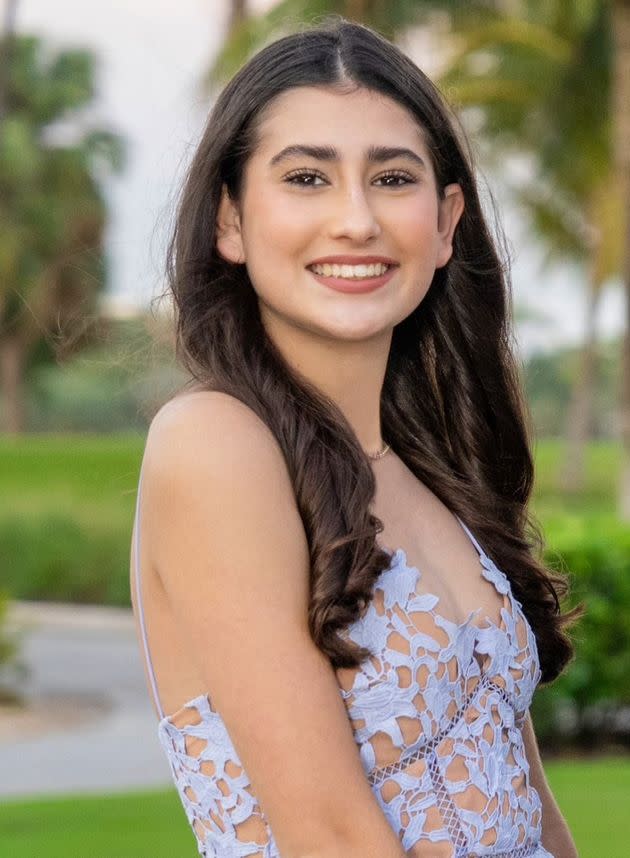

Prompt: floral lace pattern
xmin=137 ymin=508 xmax=553 ymax=857
xmin=334 ymin=546 xmax=551 ymax=857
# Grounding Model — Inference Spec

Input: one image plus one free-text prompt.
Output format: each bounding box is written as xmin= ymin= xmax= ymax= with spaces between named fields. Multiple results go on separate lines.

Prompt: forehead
xmin=253 ymin=85 xmax=430 ymax=158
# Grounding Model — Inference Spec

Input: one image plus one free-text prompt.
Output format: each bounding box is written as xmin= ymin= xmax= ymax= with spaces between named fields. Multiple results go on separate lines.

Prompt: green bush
xmin=0 ymin=590 xmax=26 ymax=702
xmin=532 ymin=516 xmax=630 ymax=749
xmin=0 ymin=434 xmax=143 ymax=607
xmin=22 ymin=315 xmax=186 ymax=434
xmin=0 ymin=513 xmax=131 ymax=605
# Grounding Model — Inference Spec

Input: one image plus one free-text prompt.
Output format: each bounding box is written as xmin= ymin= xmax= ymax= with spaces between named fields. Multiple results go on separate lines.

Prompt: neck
xmin=260 ymin=305 xmax=392 ymax=454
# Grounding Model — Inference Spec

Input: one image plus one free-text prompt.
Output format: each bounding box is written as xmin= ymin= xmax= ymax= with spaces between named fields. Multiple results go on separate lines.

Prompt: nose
xmin=327 ymin=185 xmax=382 ymax=243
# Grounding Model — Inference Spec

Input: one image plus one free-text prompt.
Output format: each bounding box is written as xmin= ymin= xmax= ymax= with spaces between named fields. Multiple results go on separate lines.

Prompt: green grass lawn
xmin=0 ymin=432 xmax=146 ymax=531
xmin=0 ymin=755 xmax=627 ymax=857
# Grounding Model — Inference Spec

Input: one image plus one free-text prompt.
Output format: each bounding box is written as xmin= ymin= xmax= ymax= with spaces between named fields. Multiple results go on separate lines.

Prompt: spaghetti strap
xmin=133 ymin=461 xmax=165 ymax=720
xmin=454 ymin=514 xmax=487 ymax=559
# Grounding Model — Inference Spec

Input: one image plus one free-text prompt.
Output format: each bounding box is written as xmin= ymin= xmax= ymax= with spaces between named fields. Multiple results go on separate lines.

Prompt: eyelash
xmin=283 ymin=168 xmax=417 ymax=188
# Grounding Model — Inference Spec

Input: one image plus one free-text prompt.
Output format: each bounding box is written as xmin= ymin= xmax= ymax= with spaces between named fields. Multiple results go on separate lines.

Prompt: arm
xmin=521 ymin=710 xmax=578 ymax=858
xmin=145 ymin=392 xmax=406 ymax=858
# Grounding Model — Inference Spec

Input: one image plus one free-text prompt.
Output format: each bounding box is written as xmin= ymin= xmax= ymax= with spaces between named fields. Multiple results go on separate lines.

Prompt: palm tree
xmin=0 ymin=34 xmax=125 ymax=433
xmin=436 ymin=3 xmax=620 ymax=492
xmin=432 ymin=2 xmax=629 ymax=504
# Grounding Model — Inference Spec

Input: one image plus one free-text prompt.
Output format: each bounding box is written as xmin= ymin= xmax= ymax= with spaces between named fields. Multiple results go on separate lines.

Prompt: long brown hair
xmin=163 ymin=16 xmax=583 ymax=684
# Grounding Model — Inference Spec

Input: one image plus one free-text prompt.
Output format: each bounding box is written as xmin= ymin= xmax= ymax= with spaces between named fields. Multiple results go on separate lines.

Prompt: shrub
xmin=0 ymin=513 xmax=131 ymax=606
xmin=532 ymin=516 xmax=630 ymax=750
xmin=0 ymin=590 xmax=27 ymax=703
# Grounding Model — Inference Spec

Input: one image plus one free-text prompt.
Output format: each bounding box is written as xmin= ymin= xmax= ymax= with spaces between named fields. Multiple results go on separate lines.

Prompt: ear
xmin=435 ymin=183 xmax=465 ymax=269
xmin=215 ymin=184 xmax=245 ymax=264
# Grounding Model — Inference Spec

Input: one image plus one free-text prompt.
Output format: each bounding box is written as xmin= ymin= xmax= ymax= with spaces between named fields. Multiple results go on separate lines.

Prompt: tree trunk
xmin=228 ymin=0 xmax=247 ymax=33
xmin=560 ymin=277 xmax=601 ymax=493
xmin=0 ymin=334 xmax=26 ymax=434
xmin=613 ymin=0 xmax=630 ymax=519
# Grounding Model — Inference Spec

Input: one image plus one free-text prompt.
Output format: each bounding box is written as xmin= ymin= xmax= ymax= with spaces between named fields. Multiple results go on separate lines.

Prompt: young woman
xmin=130 ymin=16 xmax=581 ymax=858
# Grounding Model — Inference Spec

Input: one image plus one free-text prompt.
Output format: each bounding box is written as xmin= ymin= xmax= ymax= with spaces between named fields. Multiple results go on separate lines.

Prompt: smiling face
xmin=216 ymin=85 xmax=464 ymax=344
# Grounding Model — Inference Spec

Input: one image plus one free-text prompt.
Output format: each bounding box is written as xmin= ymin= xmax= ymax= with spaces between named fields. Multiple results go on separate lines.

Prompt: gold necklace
xmin=367 ymin=441 xmax=391 ymax=461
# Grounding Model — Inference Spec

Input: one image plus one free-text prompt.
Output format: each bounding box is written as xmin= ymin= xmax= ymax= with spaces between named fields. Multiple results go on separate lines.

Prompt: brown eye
xmin=284 ymin=170 xmax=326 ymax=186
xmin=375 ymin=171 xmax=416 ymax=186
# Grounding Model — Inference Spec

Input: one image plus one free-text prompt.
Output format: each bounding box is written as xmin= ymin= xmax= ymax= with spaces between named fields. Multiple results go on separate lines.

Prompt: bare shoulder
xmin=142 ymin=387 xmax=308 ymax=615
xmin=150 ymin=388 xmax=276 ymax=449
xmin=145 ymin=389 xmax=287 ymax=493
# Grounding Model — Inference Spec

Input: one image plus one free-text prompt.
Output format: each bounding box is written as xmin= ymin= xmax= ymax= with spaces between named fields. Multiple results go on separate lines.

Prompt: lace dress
xmin=132 ymin=467 xmax=553 ymax=857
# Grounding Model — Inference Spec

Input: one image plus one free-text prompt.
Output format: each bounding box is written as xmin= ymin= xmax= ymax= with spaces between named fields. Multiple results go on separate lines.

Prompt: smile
xmin=308 ymin=262 xmax=392 ymax=279
xmin=306 ymin=263 xmax=398 ymax=294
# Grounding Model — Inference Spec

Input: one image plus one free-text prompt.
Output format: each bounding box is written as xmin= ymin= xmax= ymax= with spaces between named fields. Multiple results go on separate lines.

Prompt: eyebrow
xmin=268 ymin=144 xmax=427 ymax=171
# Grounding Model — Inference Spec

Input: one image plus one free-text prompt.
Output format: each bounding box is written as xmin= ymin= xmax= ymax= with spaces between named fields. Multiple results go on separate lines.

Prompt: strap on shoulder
xmin=133 ymin=461 xmax=165 ymax=720
xmin=454 ymin=514 xmax=487 ymax=559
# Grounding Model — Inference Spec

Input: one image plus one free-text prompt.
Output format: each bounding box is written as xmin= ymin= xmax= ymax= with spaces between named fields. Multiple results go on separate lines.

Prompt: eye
xmin=283 ymin=169 xmax=327 ymax=187
xmin=375 ymin=171 xmax=417 ymax=187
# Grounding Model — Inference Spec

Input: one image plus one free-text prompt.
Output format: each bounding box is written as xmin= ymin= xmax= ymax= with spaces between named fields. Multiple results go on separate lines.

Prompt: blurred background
xmin=1 ymin=1 xmax=629 ymax=856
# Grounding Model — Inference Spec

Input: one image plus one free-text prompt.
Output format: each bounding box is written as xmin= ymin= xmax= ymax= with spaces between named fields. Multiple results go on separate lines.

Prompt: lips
xmin=307 ymin=261 xmax=397 ymax=294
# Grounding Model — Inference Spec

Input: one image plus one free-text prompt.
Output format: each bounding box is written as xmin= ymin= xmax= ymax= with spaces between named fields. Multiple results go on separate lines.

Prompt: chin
xmin=318 ymin=317 xmax=394 ymax=341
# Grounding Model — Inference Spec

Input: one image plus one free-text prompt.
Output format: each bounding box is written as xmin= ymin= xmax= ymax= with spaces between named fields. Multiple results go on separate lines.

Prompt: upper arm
xmin=143 ymin=392 xmax=404 ymax=858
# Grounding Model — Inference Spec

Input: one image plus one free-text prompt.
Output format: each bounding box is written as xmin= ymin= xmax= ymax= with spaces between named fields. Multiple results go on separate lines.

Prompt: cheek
xmin=240 ymin=200 xmax=315 ymax=310
xmin=393 ymin=196 xmax=439 ymax=251
xmin=243 ymin=191 xmax=313 ymax=266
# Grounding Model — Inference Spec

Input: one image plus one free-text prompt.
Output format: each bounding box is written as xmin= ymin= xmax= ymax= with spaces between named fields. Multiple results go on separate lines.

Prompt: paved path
xmin=1 ymin=601 xmax=173 ymax=798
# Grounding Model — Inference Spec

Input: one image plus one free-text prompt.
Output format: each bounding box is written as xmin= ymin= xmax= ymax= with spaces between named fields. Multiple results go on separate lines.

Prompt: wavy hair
xmin=164 ymin=16 xmax=584 ymax=683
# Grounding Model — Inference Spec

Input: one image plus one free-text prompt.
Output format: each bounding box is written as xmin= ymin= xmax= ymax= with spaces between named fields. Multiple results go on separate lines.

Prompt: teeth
xmin=310 ymin=262 xmax=391 ymax=279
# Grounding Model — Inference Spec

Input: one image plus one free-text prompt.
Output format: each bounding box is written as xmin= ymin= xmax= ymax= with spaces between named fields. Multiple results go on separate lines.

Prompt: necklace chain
xmin=367 ymin=441 xmax=391 ymax=461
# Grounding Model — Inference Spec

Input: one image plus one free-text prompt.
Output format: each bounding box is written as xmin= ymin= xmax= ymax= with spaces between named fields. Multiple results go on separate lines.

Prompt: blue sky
xmin=14 ymin=0 xmax=624 ymax=358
